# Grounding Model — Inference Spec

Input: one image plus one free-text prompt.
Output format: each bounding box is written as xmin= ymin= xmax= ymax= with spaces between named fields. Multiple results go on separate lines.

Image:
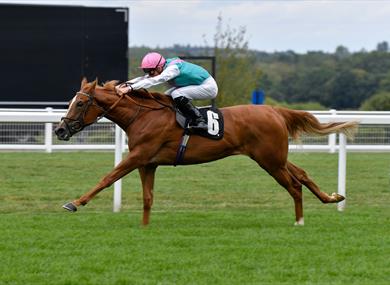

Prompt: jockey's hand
xmin=115 ymin=83 xmax=132 ymax=96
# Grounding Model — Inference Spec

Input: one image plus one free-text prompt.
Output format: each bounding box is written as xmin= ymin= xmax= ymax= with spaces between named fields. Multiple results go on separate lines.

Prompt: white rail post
xmin=337 ymin=133 xmax=347 ymax=211
xmin=328 ymin=109 xmax=337 ymax=153
xmin=113 ymin=125 xmax=123 ymax=212
xmin=121 ymin=130 xmax=126 ymax=153
xmin=45 ymin=107 xmax=53 ymax=153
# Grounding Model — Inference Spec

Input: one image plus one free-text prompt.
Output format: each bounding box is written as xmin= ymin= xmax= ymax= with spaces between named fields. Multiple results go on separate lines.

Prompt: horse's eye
xmin=76 ymin=101 xmax=84 ymax=107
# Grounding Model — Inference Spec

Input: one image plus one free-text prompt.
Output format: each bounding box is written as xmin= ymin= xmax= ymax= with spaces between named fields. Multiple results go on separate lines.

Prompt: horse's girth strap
xmin=174 ymin=130 xmax=190 ymax=166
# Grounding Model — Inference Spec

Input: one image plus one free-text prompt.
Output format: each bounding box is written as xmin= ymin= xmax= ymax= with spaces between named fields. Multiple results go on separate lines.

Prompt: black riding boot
xmin=174 ymin=96 xmax=208 ymax=130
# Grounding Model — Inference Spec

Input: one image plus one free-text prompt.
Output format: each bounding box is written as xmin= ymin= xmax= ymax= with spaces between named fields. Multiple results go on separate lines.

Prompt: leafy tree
xmin=258 ymin=72 xmax=273 ymax=92
xmin=360 ymin=92 xmax=390 ymax=110
xmin=376 ymin=41 xmax=389 ymax=53
xmin=276 ymin=72 xmax=298 ymax=102
xmin=335 ymin=45 xmax=351 ymax=60
xmin=265 ymin=98 xmax=327 ymax=110
xmin=292 ymin=67 xmax=334 ymax=104
xmin=324 ymin=68 xmax=377 ymax=109
xmin=212 ymin=15 xmax=261 ymax=106
xmin=378 ymin=71 xmax=390 ymax=91
xmin=353 ymin=51 xmax=390 ymax=74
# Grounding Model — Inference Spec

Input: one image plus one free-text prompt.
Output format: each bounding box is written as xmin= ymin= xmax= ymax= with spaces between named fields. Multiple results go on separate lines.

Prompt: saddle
xmin=174 ymin=105 xmax=224 ymax=166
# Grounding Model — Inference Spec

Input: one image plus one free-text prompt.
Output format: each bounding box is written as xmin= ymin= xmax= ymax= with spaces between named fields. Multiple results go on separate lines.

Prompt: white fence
xmin=1 ymin=108 xmax=390 ymax=212
xmin=1 ymin=108 xmax=390 ymax=152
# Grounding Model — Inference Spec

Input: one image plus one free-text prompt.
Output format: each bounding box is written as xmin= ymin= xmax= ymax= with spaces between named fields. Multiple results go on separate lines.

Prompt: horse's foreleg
xmin=63 ymin=153 xmax=140 ymax=211
xmin=286 ymin=161 xmax=345 ymax=203
xmin=138 ymin=165 xmax=157 ymax=226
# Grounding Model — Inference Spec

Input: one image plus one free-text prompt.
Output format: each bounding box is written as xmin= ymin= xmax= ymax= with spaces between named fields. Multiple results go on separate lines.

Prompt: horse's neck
xmin=94 ymin=89 xmax=172 ymax=131
xmin=94 ymin=89 xmax=131 ymax=129
xmin=94 ymin=89 xmax=120 ymax=111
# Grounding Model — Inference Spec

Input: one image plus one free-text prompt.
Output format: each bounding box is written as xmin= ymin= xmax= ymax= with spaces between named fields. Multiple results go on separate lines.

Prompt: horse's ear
xmin=81 ymin=77 xmax=88 ymax=89
xmin=90 ymin=78 xmax=98 ymax=90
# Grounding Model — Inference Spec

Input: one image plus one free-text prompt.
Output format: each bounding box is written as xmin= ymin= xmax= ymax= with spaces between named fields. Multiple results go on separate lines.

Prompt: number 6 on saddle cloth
xmin=174 ymin=106 xmax=224 ymax=166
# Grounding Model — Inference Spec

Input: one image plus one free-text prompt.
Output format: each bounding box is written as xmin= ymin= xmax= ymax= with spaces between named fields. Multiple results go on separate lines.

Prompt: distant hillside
xmin=128 ymin=44 xmax=390 ymax=110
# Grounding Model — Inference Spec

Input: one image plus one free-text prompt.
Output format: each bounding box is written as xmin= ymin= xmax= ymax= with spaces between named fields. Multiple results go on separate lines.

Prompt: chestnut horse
xmin=55 ymin=79 xmax=358 ymax=226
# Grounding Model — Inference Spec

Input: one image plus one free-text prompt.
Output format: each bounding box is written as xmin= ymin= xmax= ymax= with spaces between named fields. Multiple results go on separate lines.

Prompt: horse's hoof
xmin=62 ymin=202 xmax=77 ymax=212
xmin=331 ymin=193 xmax=345 ymax=202
xmin=294 ymin=217 xmax=305 ymax=226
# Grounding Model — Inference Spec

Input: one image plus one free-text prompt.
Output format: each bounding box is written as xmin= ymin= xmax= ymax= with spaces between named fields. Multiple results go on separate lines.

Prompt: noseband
xmin=61 ymin=91 xmax=125 ymax=133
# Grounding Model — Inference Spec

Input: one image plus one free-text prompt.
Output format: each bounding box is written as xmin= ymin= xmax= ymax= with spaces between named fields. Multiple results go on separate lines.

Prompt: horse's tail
xmin=274 ymin=107 xmax=359 ymax=140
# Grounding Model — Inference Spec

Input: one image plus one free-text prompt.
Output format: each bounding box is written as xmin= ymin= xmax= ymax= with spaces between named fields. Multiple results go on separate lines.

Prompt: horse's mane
xmin=131 ymin=89 xmax=172 ymax=103
xmin=99 ymin=80 xmax=119 ymax=91
xmin=96 ymin=80 xmax=172 ymax=104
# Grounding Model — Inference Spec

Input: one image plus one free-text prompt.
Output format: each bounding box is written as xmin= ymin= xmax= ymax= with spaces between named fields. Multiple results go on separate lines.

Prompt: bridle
xmin=61 ymin=91 xmax=125 ymax=133
xmin=61 ymin=87 xmax=174 ymax=135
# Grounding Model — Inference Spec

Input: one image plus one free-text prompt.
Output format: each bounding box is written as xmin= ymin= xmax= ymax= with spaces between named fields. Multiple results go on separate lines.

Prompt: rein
xmin=94 ymin=92 xmax=126 ymax=121
xmin=120 ymin=90 xmax=174 ymax=130
xmin=126 ymin=89 xmax=174 ymax=111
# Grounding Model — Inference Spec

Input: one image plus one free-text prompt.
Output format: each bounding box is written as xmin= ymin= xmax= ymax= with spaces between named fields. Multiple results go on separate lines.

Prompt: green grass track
xmin=0 ymin=152 xmax=389 ymax=284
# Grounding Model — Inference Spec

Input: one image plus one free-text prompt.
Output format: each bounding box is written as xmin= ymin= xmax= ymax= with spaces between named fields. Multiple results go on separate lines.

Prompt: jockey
xmin=115 ymin=52 xmax=218 ymax=130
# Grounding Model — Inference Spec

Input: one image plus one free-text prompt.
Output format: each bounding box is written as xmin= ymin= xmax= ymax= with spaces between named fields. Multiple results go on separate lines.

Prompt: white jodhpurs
xmin=164 ymin=76 xmax=218 ymax=100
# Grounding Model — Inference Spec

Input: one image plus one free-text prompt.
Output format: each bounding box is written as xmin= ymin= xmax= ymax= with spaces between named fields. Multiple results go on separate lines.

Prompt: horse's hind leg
xmin=138 ymin=165 xmax=157 ymax=226
xmin=268 ymin=166 xmax=305 ymax=225
xmin=286 ymin=161 xmax=345 ymax=203
xmin=249 ymin=147 xmax=304 ymax=225
xmin=258 ymin=166 xmax=304 ymax=225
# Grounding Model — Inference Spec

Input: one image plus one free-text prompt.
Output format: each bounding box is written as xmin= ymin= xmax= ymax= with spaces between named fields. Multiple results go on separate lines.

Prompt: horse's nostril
xmin=54 ymin=127 xmax=70 ymax=140
xmin=55 ymin=127 xmax=65 ymax=135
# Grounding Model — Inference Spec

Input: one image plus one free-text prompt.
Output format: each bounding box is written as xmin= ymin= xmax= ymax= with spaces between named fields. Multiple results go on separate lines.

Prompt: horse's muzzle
xmin=54 ymin=126 xmax=71 ymax=141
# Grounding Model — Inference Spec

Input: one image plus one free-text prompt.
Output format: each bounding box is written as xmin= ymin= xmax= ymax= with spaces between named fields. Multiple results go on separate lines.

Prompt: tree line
xmin=255 ymin=47 xmax=390 ymax=110
xmin=128 ymin=18 xmax=390 ymax=111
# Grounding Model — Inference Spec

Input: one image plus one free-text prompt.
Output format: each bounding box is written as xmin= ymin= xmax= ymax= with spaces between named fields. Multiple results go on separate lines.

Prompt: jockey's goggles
xmin=143 ymin=68 xmax=156 ymax=75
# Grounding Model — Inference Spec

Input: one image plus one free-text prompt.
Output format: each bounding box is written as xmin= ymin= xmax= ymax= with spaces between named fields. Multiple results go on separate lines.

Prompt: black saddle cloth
xmin=175 ymin=105 xmax=224 ymax=140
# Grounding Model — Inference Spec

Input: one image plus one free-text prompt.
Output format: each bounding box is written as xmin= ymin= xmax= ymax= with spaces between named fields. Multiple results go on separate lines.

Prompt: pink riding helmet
xmin=140 ymin=52 xmax=166 ymax=69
